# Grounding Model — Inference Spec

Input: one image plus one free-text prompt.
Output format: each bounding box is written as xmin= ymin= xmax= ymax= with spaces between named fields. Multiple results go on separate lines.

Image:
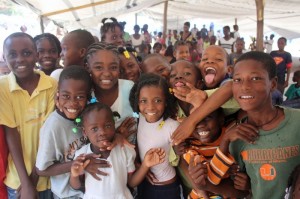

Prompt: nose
xmin=241 ymin=79 xmax=251 ymax=90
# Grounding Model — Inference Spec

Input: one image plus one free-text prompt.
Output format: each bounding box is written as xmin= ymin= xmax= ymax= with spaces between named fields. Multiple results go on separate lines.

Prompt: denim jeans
xmin=7 ymin=186 xmax=53 ymax=199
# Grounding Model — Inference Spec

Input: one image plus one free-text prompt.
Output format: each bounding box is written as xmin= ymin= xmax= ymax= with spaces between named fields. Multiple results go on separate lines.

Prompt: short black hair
xmin=223 ymin=26 xmax=230 ymax=31
xmin=80 ymin=102 xmax=114 ymax=126
xmin=173 ymin=40 xmax=188 ymax=51
xmin=68 ymin=29 xmax=95 ymax=49
xmin=278 ymin=37 xmax=287 ymax=43
xmin=3 ymin=32 xmax=36 ymax=53
xmin=184 ymin=22 xmax=190 ymax=27
xmin=235 ymin=51 xmax=277 ymax=79
xmin=129 ymin=73 xmax=177 ymax=121
xmin=34 ymin=33 xmax=62 ymax=55
xmin=59 ymin=65 xmax=92 ymax=97
xmin=100 ymin=17 xmax=123 ymax=41
xmin=294 ymin=70 xmax=300 ymax=78
xmin=171 ymin=60 xmax=202 ymax=81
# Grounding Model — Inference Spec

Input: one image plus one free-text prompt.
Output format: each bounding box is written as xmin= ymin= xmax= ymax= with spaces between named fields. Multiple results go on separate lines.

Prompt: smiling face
xmin=192 ymin=110 xmax=223 ymax=144
xmin=232 ymin=59 xmax=276 ymax=112
xmin=119 ymin=53 xmax=140 ymax=82
xmin=3 ymin=36 xmax=37 ymax=79
xmin=36 ymin=38 xmax=59 ymax=73
xmin=169 ymin=60 xmax=200 ymax=89
xmin=60 ymin=34 xmax=84 ymax=67
xmin=87 ymin=50 xmax=120 ymax=90
xmin=104 ymin=26 xmax=124 ymax=47
xmin=138 ymin=85 xmax=166 ymax=123
xmin=199 ymin=46 xmax=227 ymax=89
xmin=174 ymin=45 xmax=190 ymax=61
xmin=142 ymin=56 xmax=170 ymax=79
xmin=83 ymin=108 xmax=115 ymax=152
xmin=57 ymin=79 xmax=89 ymax=119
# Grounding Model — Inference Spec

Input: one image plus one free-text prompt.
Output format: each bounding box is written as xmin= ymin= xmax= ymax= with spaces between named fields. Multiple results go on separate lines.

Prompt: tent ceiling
xmin=10 ymin=0 xmax=300 ymax=39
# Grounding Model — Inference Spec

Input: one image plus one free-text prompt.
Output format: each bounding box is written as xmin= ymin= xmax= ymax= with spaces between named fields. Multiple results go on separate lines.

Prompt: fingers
xmin=234 ymin=172 xmax=250 ymax=190
xmin=146 ymin=171 xmax=158 ymax=184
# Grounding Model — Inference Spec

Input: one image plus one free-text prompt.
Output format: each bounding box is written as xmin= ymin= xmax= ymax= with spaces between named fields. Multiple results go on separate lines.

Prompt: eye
xmin=61 ymin=94 xmax=70 ymax=99
xmin=139 ymin=99 xmax=146 ymax=104
xmin=8 ymin=52 xmax=17 ymax=59
xmin=110 ymin=65 xmax=118 ymax=71
xmin=169 ymin=73 xmax=176 ymax=78
xmin=104 ymin=124 xmax=112 ymax=129
xmin=184 ymin=72 xmax=191 ymax=76
xmin=23 ymin=50 xmax=32 ymax=57
xmin=233 ymin=78 xmax=241 ymax=83
xmin=91 ymin=127 xmax=98 ymax=132
xmin=112 ymin=35 xmax=117 ymax=40
xmin=251 ymin=77 xmax=262 ymax=81
xmin=76 ymin=95 xmax=86 ymax=100
xmin=50 ymin=49 xmax=58 ymax=54
xmin=154 ymin=99 xmax=162 ymax=103
xmin=201 ymin=58 xmax=208 ymax=62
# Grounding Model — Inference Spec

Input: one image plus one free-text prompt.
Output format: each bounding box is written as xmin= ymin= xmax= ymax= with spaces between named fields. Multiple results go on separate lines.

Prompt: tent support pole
xmin=163 ymin=0 xmax=168 ymax=40
xmin=40 ymin=16 xmax=44 ymax=33
xmin=255 ymin=0 xmax=265 ymax=51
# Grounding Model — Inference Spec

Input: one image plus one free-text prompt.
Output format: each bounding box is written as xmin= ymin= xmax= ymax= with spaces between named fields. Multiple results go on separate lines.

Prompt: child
xmin=141 ymin=53 xmax=171 ymax=79
xmin=33 ymin=33 xmax=62 ymax=75
xmin=70 ymin=102 xmax=166 ymax=198
xmin=218 ymin=26 xmax=235 ymax=54
xmin=177 ymin=109 xmax=250 ymax=199
xmin=51 ymin=29 xmax=95 ymax=81
xmin=173 ymin=40 xmax=190 ymax=61
xmin=0 ymin=32 xmax=57 ymax=198
xmin=129 ymin=73 xmax=181 ymax=199
xmin=285 ymin=70 xmax=300 ymax=100
xmin=189 ymin=51 xmax=300 ymax=199
xmin=117 ymin=46 xmax=141 ymax=82
xmin=35 ymin=65 xmax=92 ymax=198
xmin=285 ymin=164 xmax=300 ymax=199
xmin=153 ymin=42 xmax=163 ymax=54
xmin=270 ymin=37 xmax=292 ymax=95
xmin=100 ymin=17 xmax=124 ymax=46
xmin=229 ymin=38 xmax=244 ymax=65
xmin=85 ymin=42 xmax=136 ymax=143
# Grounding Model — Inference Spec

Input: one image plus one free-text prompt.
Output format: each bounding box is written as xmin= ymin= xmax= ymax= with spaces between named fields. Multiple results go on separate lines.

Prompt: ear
xmin=270 ymin=77 xmax=278 ymax=92
xmin=173 ymin=50 xmax=177 ymax=58
xmin=79 ymin=48 xmax=87 ymax=58
xmin=55 ymin=91 xmax=63 ymax=112
xmin=227 ymin=65 xmax=233 ymax=76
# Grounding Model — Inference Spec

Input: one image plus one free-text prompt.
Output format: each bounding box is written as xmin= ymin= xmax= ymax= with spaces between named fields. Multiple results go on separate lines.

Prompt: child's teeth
xmin=67 ymin=109 xmax=77 ymax=113
xmin=198 ymin=131 xmax=209 ymax=136
xmin=241 ymin=96 xmax=254 ymax=99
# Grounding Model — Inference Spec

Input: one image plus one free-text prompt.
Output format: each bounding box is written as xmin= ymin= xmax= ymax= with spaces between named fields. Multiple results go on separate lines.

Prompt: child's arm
xmin=188 ymin=155 xmax=249 ymax=198
xmin=70 ymin=154 xmax=90 ymax=190
xmin=116 ymin=117 xmax=137 ymax=139
xmin=172 ymin=81 xmax=233 ymax=145
xmin=128 ymin=148 xmax=165 ymax=188
xmin=233 ymin=172 xmax=251 ymax=191
xmin=5 ymin=126 xmax=38 ymax=198
xmin=36 ymin=162 xmax=73 ymax=176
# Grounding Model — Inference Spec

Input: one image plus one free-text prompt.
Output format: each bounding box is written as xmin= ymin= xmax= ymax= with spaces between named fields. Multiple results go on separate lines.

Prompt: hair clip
xmin=72 ymin=117 xmax=82 ymax=133
xmin=158 ymin=120 xmax=165 ymax=130
xmin=132 ymin=112 xmax=139 ymax=118
xmin=89 ymin=97 xmax=98 ymax=104
xmin=133 ymin=52 xmax=137 ymax=57
xmin=103 ymin=18 xmax=114 ymax=24
xmin=169 ymin=88 xmax=173 ymax=94
xmin=123 ymin=50 xmax=130 ymax=59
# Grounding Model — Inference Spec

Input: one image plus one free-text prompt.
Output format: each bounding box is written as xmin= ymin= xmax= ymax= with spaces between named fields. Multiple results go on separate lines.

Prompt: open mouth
xmin=204 ymin=67 xmax=216 ymax=84
xmin=240 ymin=95 xmax=254 ymax=99
xmin=146 ymin=112 xmax=156 ymax=116
xmin=174 ymin=81 xmax=185 ymax=87
xmin=16 ymin=65 xmax=26 ymax=70
xmin=101 ymin=80 xmax=112 ymax=84
xmin=66 ymin=108 xmax=78 ymax=113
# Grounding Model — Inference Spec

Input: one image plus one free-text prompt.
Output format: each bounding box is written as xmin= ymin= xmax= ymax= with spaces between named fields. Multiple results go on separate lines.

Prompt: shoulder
xmin=165 ymin=118 xmax=180 ymax=130
xmin=119 ymin=79 xmax=134 ymax=92
xmin=50 ymin=69 xmax=63 ymax=82
xmin=74 ymin=144 xmax=90 ymax=158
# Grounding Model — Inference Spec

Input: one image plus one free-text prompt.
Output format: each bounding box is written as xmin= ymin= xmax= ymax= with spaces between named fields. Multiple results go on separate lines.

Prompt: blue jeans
xmin=7 ymin=186 xmax=53 ymax=199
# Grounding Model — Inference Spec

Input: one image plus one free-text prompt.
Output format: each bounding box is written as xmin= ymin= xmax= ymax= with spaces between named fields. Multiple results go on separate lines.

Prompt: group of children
xmin=0 ymin=16 xmax=299 ymax=199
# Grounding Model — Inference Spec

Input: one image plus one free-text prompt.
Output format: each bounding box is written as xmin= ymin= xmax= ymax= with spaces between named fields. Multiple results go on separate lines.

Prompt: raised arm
xmin=172 ymin=81 xmax=233 ymax=145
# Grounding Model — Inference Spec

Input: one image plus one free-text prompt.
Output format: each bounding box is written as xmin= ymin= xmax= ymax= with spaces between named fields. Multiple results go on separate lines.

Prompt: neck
xmin=247 ymin=105 xmax=280 ymax=129
xmin=91 ymin=144 xmax=111 ymax=159
xmin=16 ymin=72 xmax=40 ymax=95
xmin=94 ymin=83 xmax=118 ymax=107
xmin=178 ymin=101 xmax=191 ymax=117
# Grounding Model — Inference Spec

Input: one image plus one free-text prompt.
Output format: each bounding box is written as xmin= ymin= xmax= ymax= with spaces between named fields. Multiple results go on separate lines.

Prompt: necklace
xmin=250 ymin=108 xmax=279 ymax=128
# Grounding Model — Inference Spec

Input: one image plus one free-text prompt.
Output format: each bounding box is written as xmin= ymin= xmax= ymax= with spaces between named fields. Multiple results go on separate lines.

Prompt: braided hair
xmin=100 ymin=17 xmax=124 ymax=42
xmin=33 ymin=33 xmax=62 ymax=55
xmin=117 ymin=45 xmax=141 ymax=62
xmin=85 ymin=42 xmax=120 ymax=64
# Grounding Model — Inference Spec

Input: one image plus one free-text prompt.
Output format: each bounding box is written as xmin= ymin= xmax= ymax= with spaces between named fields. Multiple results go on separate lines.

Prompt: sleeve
xmin=0 ymin=81 xmax=17 ymax=128
xmin=36 ymin=118 xmax=61 ymax=171
xmin=229 ymin=140 xmax=245 ymax=171
xmin=207 ymin=148 xmax=235 ymax=185
xmin=124 ymin=146 xmax=136 ymax=173
xmin=286 ymin=53 xmax=292 ymax=69
xmin=284 ymin=85 xmax=293 ymax=99
xmin=169 ymin=147 xmax=180 ymax=166
xmin=45 ymin=80 xmax=57 ymax=121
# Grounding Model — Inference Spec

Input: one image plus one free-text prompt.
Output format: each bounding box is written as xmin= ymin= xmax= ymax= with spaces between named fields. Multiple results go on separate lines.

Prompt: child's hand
xmin=220 ymin=123 xmax=259 ymax=155
xmin=143 ymin=148 xmax=166 ymax=168
xmin=71 ymin=154 xmax=90 ymax=177
xmin=233 ymin=172 xmax=251 ymax=191
xmin=188 ymin=154 xmax=208 ymax=188
xmin=116 ymin=117 xmax=137 ymax=139
xmin=173 ymin=82 xmax=207 ymax=112
xmin=195 ymin=189 xmax=210 ymax=199
xmin=101 ymin=133 xmax=135 ymax=151
xmin=172 ymin=118 xmax=196 ymax=145
xmin=84 ymin=153 xmax=111 ymax=180
xmin=173 ymin=142 xmax=187 ymax=156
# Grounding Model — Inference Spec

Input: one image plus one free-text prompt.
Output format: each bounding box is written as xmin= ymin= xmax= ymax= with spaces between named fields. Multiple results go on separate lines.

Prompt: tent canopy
xmin=10 ymin=0 xmax=300 ymax=39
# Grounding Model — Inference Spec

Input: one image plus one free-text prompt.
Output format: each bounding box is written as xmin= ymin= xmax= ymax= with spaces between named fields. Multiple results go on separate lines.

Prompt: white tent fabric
xmin=10 ymin=0 xmax=300 ymax=39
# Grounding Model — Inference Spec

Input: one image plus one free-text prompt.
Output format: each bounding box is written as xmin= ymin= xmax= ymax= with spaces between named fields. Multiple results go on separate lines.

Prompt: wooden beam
xmin=40 ymin=16 xmax=44 ymax=33
xmin=42 ymin=0 xmax=117 ymax=17
xmin=255 ymin=0 xmax=265 ymax=52
xmin=163 ymin=0 xmax=168 ymax=40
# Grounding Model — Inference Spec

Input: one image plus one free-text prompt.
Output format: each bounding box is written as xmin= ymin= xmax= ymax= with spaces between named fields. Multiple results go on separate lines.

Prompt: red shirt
xmin=0 ymin=125 xmax=8 ymax=199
